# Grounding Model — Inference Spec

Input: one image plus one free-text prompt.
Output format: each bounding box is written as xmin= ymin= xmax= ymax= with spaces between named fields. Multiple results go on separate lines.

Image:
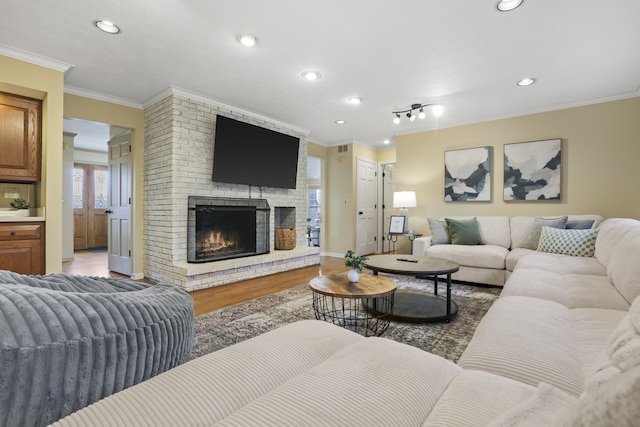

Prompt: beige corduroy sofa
xmin=53 ymin=218 xmax=640 ymax=426
xmin=412 ymin=214 xmax=603 ymax=286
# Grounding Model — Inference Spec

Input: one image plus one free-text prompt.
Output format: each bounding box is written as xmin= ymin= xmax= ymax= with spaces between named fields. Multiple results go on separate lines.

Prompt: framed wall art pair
xmin=444 ymin=138 xmax=561 ymax=202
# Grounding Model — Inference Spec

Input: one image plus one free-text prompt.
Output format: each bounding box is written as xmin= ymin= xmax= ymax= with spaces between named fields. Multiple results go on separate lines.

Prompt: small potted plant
xmin=344 ymin=249 xmax=368 ymax=283
xmin=10 ymin=198 xmax=30 ymax=216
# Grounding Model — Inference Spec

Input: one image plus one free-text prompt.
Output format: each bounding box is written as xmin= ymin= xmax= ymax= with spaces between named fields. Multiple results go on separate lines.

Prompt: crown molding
xmin=0 ymin=43 xmax=74 ymax=73
xmin=143 ymin=86 xmax=311 ymax=136
xmin=64 ymin=85 xmax=143 ymax=109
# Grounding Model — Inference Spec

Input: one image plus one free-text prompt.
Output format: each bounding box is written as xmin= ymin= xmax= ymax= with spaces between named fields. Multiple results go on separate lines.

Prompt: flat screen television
xmin=212 ymin=115 xmax=300 ymax=189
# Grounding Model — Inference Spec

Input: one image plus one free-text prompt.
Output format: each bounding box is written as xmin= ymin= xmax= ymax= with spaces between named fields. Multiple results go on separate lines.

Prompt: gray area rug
xmin=191 ymin=274 xmax=501 ymax=362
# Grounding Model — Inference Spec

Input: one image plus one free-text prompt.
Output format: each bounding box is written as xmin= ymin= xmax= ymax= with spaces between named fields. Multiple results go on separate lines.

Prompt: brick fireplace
xmin=143 ymin=89 xmax=319 ymax=291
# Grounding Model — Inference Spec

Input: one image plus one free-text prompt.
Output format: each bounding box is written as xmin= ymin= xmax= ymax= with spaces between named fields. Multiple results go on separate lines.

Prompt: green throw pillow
xmin=445 ymin=217 xmax=483 ymax=245
xmin=427 ymin=218 xmax=450 ymax=245
xmin=537 ymin=227 xmax=598 ymax=257
xmin=524 ymin=216 xmax=568 ymax=250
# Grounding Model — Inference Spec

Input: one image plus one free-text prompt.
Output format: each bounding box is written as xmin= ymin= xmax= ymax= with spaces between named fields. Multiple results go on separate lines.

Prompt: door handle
xmin=105 ymin=209 xmax=113 ymax=214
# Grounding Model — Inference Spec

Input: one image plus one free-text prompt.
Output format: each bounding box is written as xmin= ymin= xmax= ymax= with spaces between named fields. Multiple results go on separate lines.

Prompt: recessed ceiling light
xmin=496 ymin=0 xmax=524 ymax=11
xmin=347 ymin=97 xmax=362 ymax=105
xmin=237 ymin=34 xmax=258 ymax=47
xmin=335 ymin=120 xmax=346 ymax=125
xmin=517 ymin=77 xmax=536 ymax=86
xmin=383 ymin=139 xmax=391 ymax=145
xmin=302 ymin=71 xmax=321 ymax=81
xmin=93 ymin=20 xmax=121 ymax=34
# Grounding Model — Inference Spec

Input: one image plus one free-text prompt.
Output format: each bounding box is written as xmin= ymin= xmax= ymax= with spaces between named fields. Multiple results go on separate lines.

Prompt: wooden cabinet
xmin=0 ymin=92 xmax=42 ymax=182
xmin=0 ymin=222 xmax=44 ymax=275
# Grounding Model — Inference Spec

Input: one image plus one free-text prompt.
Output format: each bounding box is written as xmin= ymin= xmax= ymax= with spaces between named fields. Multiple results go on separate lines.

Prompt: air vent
xmin=338 ymin=144 xmax=349 ymax=153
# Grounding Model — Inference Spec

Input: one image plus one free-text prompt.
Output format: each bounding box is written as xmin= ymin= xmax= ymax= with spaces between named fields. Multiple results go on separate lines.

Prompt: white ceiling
xmin=2 ymin=0 xmax=639 ymax=150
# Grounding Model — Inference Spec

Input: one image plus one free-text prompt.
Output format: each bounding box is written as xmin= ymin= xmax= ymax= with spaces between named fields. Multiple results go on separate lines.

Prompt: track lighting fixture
xmin=392 ymin=103 xmax=443 ymax=124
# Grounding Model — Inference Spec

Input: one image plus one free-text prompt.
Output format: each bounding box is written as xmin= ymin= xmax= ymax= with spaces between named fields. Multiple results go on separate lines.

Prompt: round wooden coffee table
xmin=364 ymin=254 xmax=460 ymax=323
xmin=309 ymin=272 xmax=396 ymax=337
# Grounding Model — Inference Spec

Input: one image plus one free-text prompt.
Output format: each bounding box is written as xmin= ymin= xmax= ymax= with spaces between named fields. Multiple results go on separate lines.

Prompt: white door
xmin=356 ymin=158 xmax=377 ymax=256
xmin=107 ymin=131 xmax=132 ymax=275
xmin=383 ymin=164 xmax=397 ymax=253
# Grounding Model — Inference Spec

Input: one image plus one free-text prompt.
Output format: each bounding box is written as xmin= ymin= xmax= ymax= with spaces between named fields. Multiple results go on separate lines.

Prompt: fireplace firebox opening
xmin=188 ymin=196 xmax=270 ymax=263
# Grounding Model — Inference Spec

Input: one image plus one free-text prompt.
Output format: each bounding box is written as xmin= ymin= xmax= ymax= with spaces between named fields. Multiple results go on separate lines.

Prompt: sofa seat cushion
xmin=52 ymin=320 xmax=463 ymax=427
xmin=513 ymin=252 xmax=607 ymax=276
xmin=505 ymin=247 xmax=537 ymax=271
xmin=212 ymin=338 xmax=462 ymax=427
xmin=452 ymin=266 xmax=507 ymax=286
xmin=424 ymin=370 xmax=537 ymax=427
xmin=427 ymin=244 xmax=508 ymax=270
xmin=458 ymin=296 xmax=584 ymax=396
xmin=502 ymin=269 xmax=629 ymax=310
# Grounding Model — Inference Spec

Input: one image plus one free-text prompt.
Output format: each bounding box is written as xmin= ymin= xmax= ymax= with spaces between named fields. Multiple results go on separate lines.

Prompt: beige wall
xmin=0 ymin=55 xmax=65 ymax=272
xmin=323 ymin=143 xmax=397 ymax=255
xmin=396 ymin=97 xmax=640 ymax=237
xmin=64 ymin=94 xmax=145 ymax=277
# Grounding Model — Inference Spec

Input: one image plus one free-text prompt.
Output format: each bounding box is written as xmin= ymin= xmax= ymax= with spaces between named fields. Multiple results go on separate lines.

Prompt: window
xmin=94 ymin=169 xmax=108 ymax=208
xmin=73 ymin=167 xmax=84 ymax=209
xmin=308 ymin=188 xmax=321 ymax=224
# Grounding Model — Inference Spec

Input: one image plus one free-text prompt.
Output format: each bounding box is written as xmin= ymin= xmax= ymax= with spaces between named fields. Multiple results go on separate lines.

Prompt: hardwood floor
xmin=189 ymin=256 xmax=346 ymax=316
xmin=62 ymin=252 xmax=347 ymax=316
xmin=62 ymin=250 xmax=128 ymax=279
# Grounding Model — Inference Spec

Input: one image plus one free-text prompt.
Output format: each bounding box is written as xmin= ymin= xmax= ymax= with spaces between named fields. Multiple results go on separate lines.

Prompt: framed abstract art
xmin=503 ymin=139 xmax=562 ymax=201
xmin=444 ymin=146 xmax=492 ymax=202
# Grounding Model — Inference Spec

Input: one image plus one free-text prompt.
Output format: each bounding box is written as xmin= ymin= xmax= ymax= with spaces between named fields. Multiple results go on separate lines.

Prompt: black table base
xmin=382 ymin=289 xmax=458 ymax=323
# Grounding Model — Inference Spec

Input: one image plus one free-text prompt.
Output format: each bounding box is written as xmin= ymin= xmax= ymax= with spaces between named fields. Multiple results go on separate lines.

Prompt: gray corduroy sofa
xmin=50 ymin=217 xmax=640 ymax=426
xmin=0 ymin=271 xmax=195 ymax=427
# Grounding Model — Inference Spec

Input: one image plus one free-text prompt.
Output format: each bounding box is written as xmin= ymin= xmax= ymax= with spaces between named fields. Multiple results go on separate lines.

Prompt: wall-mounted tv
xmin=212 ymin=115 xmax=300 ymax=189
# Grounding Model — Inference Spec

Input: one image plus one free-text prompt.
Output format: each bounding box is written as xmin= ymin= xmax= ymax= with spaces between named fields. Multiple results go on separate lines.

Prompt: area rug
xmin=191 ymin=274 xmax=501 ymax=362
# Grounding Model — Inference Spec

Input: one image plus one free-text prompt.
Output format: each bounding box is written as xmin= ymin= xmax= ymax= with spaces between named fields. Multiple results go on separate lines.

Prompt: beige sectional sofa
xmin=412 ymin=214 xmax=603 ymax=286
xmin=53 ymin=217 xmax=640 ymax=426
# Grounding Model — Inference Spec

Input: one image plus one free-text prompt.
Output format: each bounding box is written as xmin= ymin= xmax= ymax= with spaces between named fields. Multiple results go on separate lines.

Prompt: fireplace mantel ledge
xmin=174 ymin=246 xmax=320 ymax=277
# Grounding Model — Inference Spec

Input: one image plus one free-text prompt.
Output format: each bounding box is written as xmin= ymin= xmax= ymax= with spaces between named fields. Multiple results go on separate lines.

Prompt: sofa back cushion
xmin=442 ymin=216 xmax=510 ymax=248
xmin=510 ymin=215 xmax=603 ymax=249
xmin=585 ymin=296 xmax=640 ymax=393
xmin=595 ymin=219 xmax=640 ymax=304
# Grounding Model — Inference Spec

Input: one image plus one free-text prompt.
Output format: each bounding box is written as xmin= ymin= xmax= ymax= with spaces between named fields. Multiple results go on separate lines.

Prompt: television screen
xmin=212 ymin=115 xmax=300 ymax=189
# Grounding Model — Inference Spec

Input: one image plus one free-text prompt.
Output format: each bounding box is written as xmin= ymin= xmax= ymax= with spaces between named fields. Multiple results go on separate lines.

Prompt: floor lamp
xmin=393 ymin=191 xmax=417 ymax=233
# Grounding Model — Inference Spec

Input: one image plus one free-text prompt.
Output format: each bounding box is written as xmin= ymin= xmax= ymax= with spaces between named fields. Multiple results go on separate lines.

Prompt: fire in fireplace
xmin=195 ymin=206 xmax=256 ymax=260
xmin=188 ymin=196 xmax=270 ymax=263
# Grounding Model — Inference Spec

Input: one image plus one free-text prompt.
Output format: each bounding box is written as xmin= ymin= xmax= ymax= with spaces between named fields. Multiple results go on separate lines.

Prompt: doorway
xmin=63 ymin=118 xmax=133 ymax=277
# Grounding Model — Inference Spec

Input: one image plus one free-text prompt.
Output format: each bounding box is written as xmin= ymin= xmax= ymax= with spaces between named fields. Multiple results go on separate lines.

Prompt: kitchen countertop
xmin=0 ymin=216 xmax=46 ymax=222
xmin=0 ymin=208 xmax=45 ymax=222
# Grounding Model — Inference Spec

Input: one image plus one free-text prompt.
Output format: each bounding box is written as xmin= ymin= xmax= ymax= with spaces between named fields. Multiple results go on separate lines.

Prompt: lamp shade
xmin=393 ymin=191 xmax=417 ymax=208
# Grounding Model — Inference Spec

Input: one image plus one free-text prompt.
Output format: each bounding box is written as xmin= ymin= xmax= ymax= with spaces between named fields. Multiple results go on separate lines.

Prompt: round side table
xmin=309 ymin=273 xmax=396 ymax=337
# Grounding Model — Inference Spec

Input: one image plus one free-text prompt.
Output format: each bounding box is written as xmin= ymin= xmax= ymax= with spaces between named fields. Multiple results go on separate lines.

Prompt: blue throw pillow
xmin=566 ymin=219 xmax=595 ymax=229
